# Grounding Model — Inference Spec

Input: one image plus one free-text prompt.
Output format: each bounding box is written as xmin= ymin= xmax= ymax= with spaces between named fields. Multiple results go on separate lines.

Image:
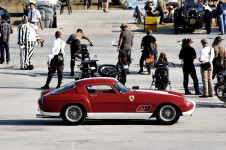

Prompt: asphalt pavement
xmin=0 ymin=10 xmax=226 ymax=150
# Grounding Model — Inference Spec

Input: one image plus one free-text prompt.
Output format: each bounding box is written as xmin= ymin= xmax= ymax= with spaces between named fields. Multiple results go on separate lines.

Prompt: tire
xmin=147 ymin=63 xmax=151 ymax=75
xmin=98 ymin=65 xmax=119 ymax=77
xmin=62 ymin=105 xmax=86 ymax=125
xmin=215 ymin=83 xmax=226 ymax=103
xmin=174 ymin=13 xmax=179 ymax=34
xmin=156 ymin=105 xmax=180 ymax=125
xmin=119 ymin=69 xmax=127 ymax=85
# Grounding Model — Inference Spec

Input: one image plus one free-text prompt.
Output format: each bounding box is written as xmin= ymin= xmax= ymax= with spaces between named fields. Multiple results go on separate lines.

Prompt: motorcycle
xmin=77 ymin=44 xmax=118 ymax=79
xmin=151 ymin=62 xmax=174 ymax=90
xmin=116 ymin=48 xmax=128 ymax=85
xmin=145 ymin=50 xmax=157 ymax=75
xmin=214 ymin=72 xmax=226 ymax=104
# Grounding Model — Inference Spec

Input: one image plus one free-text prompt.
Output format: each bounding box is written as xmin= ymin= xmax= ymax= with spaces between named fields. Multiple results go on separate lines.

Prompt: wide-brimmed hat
xmin=200 ymin=39 xmax=208 ymax=44
xmin=120 ymin=23 xmax=127 ymax=28
xmin=145 ymin=0 xmax=153 ymax=4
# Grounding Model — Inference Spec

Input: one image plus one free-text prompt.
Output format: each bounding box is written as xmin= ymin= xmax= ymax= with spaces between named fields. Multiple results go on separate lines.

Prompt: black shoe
xmin=209 ymin=95 xmax=213 ymax=97
xmin=70 ymin=72 xmax=74 ymax=76
xmin=195 ymin=91 xmax=202 ymax=95
xmin=56 ymin=85 xmax=61 ymax=89
xmin=41 ymin=85 xmax=49 ymax=89
xmin=185 ymin=91 xmax=191 ymax=95
xmin=199 ymin=95 xmax=208 ymax=98
xmin=138 ymin=70 xmax=143 ymax=74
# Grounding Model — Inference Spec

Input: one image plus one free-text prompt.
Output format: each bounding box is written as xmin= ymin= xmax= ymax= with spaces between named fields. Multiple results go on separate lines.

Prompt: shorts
xmin=84 ymin=0 xmax=92 ymax=6
xmin=124 ymin=49 xmax=131 ymax=63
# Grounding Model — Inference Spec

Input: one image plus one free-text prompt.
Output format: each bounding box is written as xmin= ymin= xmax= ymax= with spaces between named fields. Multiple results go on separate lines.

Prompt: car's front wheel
xmin=156 ymin=105 xmax=180 ymax=125
xmin=62 ymin=105 xmax=86 ymax=125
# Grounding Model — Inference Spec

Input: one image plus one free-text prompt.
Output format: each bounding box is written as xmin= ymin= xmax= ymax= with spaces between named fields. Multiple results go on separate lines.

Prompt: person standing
xmin=0 ymin=14 xmax=13 ymax=64
xmin=28 ymin=2 xmax=44 ymax=47
xmin=216 ymin=0 xmax=226 ymax=35
xmin=17 ymin=15 xmax=37 ymax=70
xmin=102 ymin=0 xmax=109 ymax=13
xmin=204 ymin=0 xmax=213 ymax=34
xmin=212 ymin=36 xmax=226 ymax=81
xmin=199 ymin=39 xmax=214 ymax=98
xmin=41 ymin=31 xmax=66 ymax=89
xmin=156 ymin=0 xmax=165 ymax=25
xmin=138 ymin=29 xmax=157 ymax=74
xmin=84 ymin=0 xmax=92 ymax=10
xmin=179 ymin=38 xmax=201 ymax=95
xmin=118 ymin=24 xmax=134 ymax=71
xmin=66 ymin=29 xmax=94 ymax=76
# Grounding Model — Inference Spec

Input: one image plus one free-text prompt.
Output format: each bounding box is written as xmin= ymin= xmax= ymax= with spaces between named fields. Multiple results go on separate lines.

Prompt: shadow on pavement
xmin=196 ymin=102 xmax=226 ymax=108
xmin=0 ymin=119 xmax=168 ymax=126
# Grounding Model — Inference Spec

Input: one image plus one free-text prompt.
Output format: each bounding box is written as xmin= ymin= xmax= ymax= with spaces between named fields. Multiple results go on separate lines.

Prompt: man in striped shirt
xmin=17 ymin=15 xmax=37 ymax=70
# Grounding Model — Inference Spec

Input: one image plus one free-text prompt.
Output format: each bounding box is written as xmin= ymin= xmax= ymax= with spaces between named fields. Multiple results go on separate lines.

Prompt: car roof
xmin=75 ymin=77 xmax=118 ymax=86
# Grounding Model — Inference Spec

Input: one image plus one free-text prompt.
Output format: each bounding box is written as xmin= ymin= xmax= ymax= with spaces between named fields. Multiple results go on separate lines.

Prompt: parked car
xmin=23 ymin=0 xmax=58 ymax=28
xmin=37 ymin=77 xmax=196 ymax=125
xmin=174 ymin=0 xmax=209 ymax=34
xmin=0 ymin=6 xmax=10 ymax=24
xmin=124 ymin=0 xmax=157 ymax=10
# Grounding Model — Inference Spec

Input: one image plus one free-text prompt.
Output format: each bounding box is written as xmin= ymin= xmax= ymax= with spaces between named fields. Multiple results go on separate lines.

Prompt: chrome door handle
xmin=90 ymin=95 xmax=97 ymax=97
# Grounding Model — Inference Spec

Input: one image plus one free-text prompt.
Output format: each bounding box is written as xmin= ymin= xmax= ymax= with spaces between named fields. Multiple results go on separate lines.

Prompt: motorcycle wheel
xmin=98 ymin=65 xmax=119 ymax=77
xmin=147 ymin=63 xmax=151 ymax=75
xmin=215 ymin=83 xmax=226 ymax=103
xmin=118 ymin=69 xmax=127 ymax=85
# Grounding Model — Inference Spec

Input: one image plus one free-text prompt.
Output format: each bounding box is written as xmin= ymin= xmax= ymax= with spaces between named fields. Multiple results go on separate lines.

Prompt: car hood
xmin=127 ymin=89 xmax=184 ymax=98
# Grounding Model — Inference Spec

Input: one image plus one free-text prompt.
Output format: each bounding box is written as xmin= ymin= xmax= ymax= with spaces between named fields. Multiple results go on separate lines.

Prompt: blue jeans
xmin=219 ymin=10 xmax=226 ymax=34
xmin=0 ymin=43 xmax=10 ymax=63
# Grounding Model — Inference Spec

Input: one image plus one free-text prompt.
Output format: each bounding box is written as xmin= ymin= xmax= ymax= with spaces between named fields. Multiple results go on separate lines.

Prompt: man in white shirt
xmin=199 ymin=39 xmax=214 ymax=98
xmin=18 ymin=15 xmax=37 ymax=70
xmin=28 ymin=2 xmax=44 ymax=47
xmin=41 ymin=31 xmax=66 ymax=89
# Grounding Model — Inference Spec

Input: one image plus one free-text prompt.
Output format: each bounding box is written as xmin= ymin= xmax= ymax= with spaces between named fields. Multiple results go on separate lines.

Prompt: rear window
xmin=46 ymin=81 xmax=75 ymax=95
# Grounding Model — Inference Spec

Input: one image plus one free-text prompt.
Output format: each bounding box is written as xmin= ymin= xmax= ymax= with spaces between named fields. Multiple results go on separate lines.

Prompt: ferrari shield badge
xmin=129 ymin=95 xmax=135 ymax=102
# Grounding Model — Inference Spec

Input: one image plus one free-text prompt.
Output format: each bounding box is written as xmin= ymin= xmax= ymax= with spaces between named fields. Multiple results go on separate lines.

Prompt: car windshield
xmin=113 ymin=82 xmax=129 ymax=94
xmin=47 ymin=81 xmax=75 ymax=95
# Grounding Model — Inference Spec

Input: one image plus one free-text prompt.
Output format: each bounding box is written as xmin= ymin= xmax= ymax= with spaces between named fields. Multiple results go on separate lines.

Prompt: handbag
xmin=201 ymin=47 xmax=212 ymax=71
xmin=57 ymin=40 xmax=64 ymax=61
xmin=201 ymin=62 xmax=211 ymax=71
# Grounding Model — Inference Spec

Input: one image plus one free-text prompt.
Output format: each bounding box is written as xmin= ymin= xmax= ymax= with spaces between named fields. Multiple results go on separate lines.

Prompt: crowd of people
xmin=0 ymin=2 xmax=226 ymax=96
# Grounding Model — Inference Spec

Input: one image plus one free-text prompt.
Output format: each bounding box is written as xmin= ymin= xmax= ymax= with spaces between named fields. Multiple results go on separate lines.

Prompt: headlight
xmin=198 ymin=11 xmax=205 ymax=17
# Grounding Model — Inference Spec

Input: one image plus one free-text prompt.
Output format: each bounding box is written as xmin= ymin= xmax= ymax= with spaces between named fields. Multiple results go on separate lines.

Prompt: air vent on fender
xmin=136 ymin=105 xmax=152 ymax=112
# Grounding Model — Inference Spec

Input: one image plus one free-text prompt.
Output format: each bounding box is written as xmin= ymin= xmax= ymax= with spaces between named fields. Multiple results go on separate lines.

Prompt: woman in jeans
xmin=216 ymin=0 xmax=226 ymax=35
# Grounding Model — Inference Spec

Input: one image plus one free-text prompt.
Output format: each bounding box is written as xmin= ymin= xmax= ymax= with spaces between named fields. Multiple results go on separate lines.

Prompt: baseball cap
xmin=22 ymin=15 xmax=28 ymax=20
xmin=120 ymin=23 xmax=127 ymax=28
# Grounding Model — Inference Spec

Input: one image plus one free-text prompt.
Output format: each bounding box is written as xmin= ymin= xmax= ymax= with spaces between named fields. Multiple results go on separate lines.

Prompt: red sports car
xmin=37 ymin=77 xmax=196 ymax=125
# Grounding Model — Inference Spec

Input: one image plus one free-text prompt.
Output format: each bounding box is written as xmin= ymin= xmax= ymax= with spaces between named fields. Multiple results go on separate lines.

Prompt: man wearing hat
xmin=144 ymin=1 xmax=158 ymax=16
xmin=28 ymin=2 xmax=44 ymax=47
xmin=199 ymin=39 xmax=214 ymax=98
xmin=17 ymin=15 xmax=37 ymax=70
xmin=118 ymin=23 xmax=134 ymax=71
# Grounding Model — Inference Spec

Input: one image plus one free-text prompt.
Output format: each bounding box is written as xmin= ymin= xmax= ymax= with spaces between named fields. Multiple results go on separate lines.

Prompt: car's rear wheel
xmin=156 ymin=105 xmax=180 ymax=125
xmin=62 ymin=105 xmax=86 ymax=125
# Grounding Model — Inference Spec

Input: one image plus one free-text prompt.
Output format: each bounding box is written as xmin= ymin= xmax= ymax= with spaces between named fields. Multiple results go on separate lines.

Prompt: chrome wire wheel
xmin=65 ymin=105 xmax=82 ymax=123
xmin=159 ymin=105 xmax=176 ymax=122
xmin=157 ymin=105 xmax=180 ymax=125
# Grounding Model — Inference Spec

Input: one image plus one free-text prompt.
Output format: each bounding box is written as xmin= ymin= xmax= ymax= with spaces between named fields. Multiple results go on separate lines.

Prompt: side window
xmin=86 ymin=85 xmax=116 ymax=94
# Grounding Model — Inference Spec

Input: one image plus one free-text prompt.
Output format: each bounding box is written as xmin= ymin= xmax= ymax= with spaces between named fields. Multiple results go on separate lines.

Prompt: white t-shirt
xmin=48 ymin=38 xmax=66 ymax=61
xmin=199 ymin=46 xmax=214 ymax=63
xmin=28 ymin=8 xmax=41 ymax=23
